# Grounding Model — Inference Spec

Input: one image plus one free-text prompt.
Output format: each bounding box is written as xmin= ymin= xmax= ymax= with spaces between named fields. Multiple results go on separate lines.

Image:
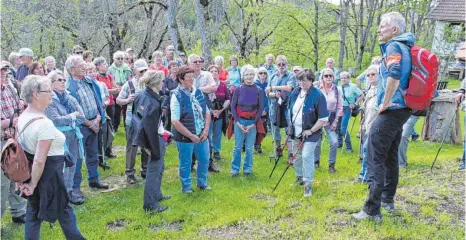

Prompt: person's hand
xmin=330 ymin=122 xmax=338 ymax=131
xmin=244 ymin=124 xmax=255 ymax=133
xmin=262 ymin=110 xmax=267 ymax=116
xmin=456 ymin=93 xmax=465 ymax=105
xmin=199 ymin=129 xmax=209 ymax=142
xmin=275 ymin=91 xmax=281 ymax=99
xmin=349 ymin=104 xmax=355 ymax=109
xmin=378 ymin=102 xmax=399 ymax=113
xmin=302 ymin=129 xmax=314 ymax=138
xmin=18 ymin=182 xmax=35 ymax=197
xmin=212 ymin=110 xmax=220 ymax=118
xmin=70 ymin=111 xmax=81 ymax=118
xmin=188 ymin=133 xmax=201 ymax=143
xmin=236 ymin=122 xmax=247 ymax=133
xmin=127 ymin=94 xmax=136 ymax=103
xmin=144 ymin=148 xmax=151 ymax=156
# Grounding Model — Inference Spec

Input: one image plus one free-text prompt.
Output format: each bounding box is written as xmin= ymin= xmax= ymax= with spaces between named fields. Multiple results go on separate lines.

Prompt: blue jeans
xmin=398 ymin=115 xmax=420 ymax=167
xmin=292 ymin=139 xmax=318 ymax=183
xmin=314 ymin=125 xmax=339 ymax=165
xmin=359 ymin=136 xmax=369 ymax=181
xmin=74 ymin=126 xmax=100 ymax=189
xmin=338 ymin=106 xmax=353 ymax=150
xmin=176 ymin=140 xmax=209 ymax=191
xmin=231 ymin=119 xmax=257 ymax=174
xmin=211 ymin=119 xmax=223 ymax=153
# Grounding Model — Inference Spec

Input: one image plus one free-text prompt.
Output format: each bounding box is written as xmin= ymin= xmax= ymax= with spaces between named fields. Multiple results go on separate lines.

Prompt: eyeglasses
xmin=277 ymin=63 xmax=286 ymax=67
xmin=74 ymin=52 xmax=83 ymax=55
xmin=259 ymin=72 xmax=267 ymax=75
xmin=39 ymin=90 xmax=52 ymax=94
xmin=193 ymin=61 xmax=202 ymax=64
xmin=366 ymin=73 xmax=376 ymax=77
xmin=140 ymin=69 xmax=147 ymax=74
xmin=323 ymin=74 xmax=333 ymax=78
xmin=293 ymin=70 xmax=300 ymax=72
xmin=1 ymin=67 xmax=8 ymax=71
xmin=57 ymin=78 xmax=66 ymax=83
xmin=116 ymin=58 xmax=124 ymax=61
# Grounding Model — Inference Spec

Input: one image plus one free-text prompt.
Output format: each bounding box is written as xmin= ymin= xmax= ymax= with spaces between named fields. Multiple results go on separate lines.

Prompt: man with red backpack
xmin=0 ymin=60 xmax=27 ymax=224
xmin=352 ymin=12 xmax=417 ymax=222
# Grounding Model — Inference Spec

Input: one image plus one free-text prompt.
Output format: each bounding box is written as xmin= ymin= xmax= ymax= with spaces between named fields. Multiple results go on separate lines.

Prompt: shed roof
xmin=427 ymin=0 xmax=466 ymax=22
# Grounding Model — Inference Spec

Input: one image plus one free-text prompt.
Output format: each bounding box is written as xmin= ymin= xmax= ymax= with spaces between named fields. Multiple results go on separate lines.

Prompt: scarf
xmin=54 ymin=90 xmax=75 ymax=114
xmin=110 ymin=63 xmax=132 ymax=85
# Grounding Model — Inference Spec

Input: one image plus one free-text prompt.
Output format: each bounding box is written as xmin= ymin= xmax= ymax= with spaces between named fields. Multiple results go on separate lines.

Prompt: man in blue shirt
xmin=352 ymin=12 xmax=414 ymax=222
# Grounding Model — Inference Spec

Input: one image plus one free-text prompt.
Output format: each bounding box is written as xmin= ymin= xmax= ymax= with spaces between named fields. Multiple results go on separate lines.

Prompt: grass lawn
xmin=2 ymin=79 xmax=465 ymax=239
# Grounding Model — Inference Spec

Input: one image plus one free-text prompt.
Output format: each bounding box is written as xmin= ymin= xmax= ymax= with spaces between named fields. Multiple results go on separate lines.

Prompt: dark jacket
xmin=67 ymin=76 xmax=106 ymax=125
xmin=132 ymin=87 xmax=163 ymax=162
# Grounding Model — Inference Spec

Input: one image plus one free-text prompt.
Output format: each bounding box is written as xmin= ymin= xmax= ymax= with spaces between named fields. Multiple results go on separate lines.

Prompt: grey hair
xmin=8 ymin=52 xmax=19 ymax=65
xmin=241 ymin=64 xmax=256 ymax=79
xmin=152 ymin=50 xmax=163 ymax=60
xmin=320 ymin=68 xmax=335 ymax=82
xmin=47 ymin=70 xmax=65 ymax=83
xmin=366 ymin=65 xmax=379 ymax=74
xmin=188 ymin=54 xmax=200 ymax=64
xmin=371 ymin=56 xmax=382 ymax=65
xmin=381 ymin=12 xmax=406 ymax=36
xmin=113 ymin=51 xmax=125 ymax=59
xmin=93 ymin=57 xmax=107 ymax=66
xmin=326 ymin=58 xmax=335 ymax=64
xmin=265 ymin=54 xmax=274 ymax=61
xmin=44 ymin=56 xmax=55 ymax=64
xmin=20 ymin=75 xmax=51 ymax=103
xmin=276 ymin=55 xmax=288 ymax=64
xmin=65 ymin=55 xmax=84 ymax=71
xmin=340 ymin=71 xmax=351 ymax=80
xmin=214 ymin=56 xmax=224 ymax=65
xmin=139 ymin=70 xmax=164 ymax=89
xmin=256 ymin=66 xmax=268 ymax=80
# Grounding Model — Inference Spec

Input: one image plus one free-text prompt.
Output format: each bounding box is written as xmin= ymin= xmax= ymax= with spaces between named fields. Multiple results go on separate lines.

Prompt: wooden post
xmin=422 ymin=90 xmax=462 ymax=145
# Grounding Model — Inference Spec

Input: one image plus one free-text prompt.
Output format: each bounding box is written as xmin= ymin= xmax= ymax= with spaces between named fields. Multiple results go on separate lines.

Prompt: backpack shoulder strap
xmin=17 ymin=117 xmax=44 ymax=139
xmin=128 ymin=80 xmax=136 ymax=94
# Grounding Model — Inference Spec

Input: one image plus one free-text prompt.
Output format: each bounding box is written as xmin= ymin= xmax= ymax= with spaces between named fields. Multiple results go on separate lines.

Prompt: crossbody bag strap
xmin=16 ymin=117 xmax=44 ymax=139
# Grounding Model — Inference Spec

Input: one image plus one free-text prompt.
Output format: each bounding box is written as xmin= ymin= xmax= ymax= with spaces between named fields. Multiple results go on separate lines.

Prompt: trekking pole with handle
xmin=269 ymin=134 xmax=290 ymax=178
xmin=430 ymin=104 xmax=460 ymax=172
xmin=272 ymin=139 xmax=305 ymax=192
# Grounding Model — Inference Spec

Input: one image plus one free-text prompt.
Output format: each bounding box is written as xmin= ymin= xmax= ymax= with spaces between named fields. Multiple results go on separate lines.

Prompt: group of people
xmin=1 ymin=10 xmax=464 ymax=239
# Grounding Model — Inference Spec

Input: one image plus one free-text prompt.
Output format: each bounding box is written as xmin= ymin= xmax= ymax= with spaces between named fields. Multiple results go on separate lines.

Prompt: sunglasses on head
xmin=324 ymin=74 xmax=333 ymax=78
xmin=366 ymin=73 xmax=376 ymax=77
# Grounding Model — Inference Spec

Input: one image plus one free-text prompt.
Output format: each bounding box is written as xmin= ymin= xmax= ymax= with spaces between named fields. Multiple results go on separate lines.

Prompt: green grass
xmin=2 ymin=83 xmax=464 ymax=239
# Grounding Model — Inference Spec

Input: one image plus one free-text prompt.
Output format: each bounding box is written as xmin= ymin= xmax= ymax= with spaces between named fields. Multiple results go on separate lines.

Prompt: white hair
xmin=371 ymin=56 xmax=382 ymax=65
xmin=326 ymin=58 xmax=335 ymax=64
xmin=340 ymin=71 xmax=351 ymax=80
xmin=241 ymin=64 xmax=256 ymax=78
xmin=320 ymin=68 xmax=335 ymax=82
xmin=113 ymin=51 xmax=125 ymax=59
xmin=188 ymin=54 xmax=200 ymax=64
xmin=65 ymin=55 xmax=84 ymax=71
xmin=44 ymin=56 xmax=55 ymax=64
xmin=380 ymin=12 xmax=406 ymax=36
xmin=366 ymin=65 xmax=379 ymax=74
xmin=214 ymin=56 xmax=224 ymax=65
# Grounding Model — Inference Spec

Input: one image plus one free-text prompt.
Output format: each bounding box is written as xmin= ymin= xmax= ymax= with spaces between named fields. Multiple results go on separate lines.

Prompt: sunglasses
xmin=277 ymin=63 xmax=286 ymax=67
xmin=140 ymin=69 xmax=147 ymax=74
xmin=57 ymin=78 xmax=66 ymax=83
xmin=293 ymin=70 xmax=300 ymax=72
xmin=193 ymin=61 xmax=202 ymax=64
xmin=75 ymin=52 xmax=83 ymax=55
xmin=1 ymin=67 xmax=9 ymax=71
xmin=259 ymin=72 xmax=267 ymax=75
xmin=39 ymin=90 xmax=52 ymax=94
xmin=116 ymin=58 xmax=124 ymax=60
xmin=366 ymin=73 xmax=376 ymax=77
xmin=323 ymin=74 xmax=333 ymax=78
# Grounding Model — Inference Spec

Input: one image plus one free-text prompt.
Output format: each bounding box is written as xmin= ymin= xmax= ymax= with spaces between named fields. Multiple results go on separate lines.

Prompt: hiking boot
xmin=231 ymin=172 xmax=239 ymax=177
xmin=358 ymin=158 xmax=363 ymax=164
xmin=182 ymin=188 xmax=193 ymax=194
xmin=290 ymin=176 xmax=304 ymax=186
xmin=256 ymin=146 xmax=263 ymax=155
xmin=208 ymin=160 xmax=220 ymax=173
xmin=145 ymin=206 xmax=168 ymax=214
xmin=459 ymin=164 xmax=465 ymax=171
xmin=351 ymin=210 xmax=383 ymax=222
xmin=198 ymin=185 xmax=212 ymax=191
xmin=12 ymin=214 xmax=26 ymax=224
xmin=411 ymin=134 xmax=419 ymax=142
xmin=304 ymin=182 xmax=312 ymax=198
xmin=69 ymin=189 xmax=85 ymax=205
xmin=213 ymin=152 xmax=221 ymax=160
xmin=276 ymin=146 xmax=283 ymax=157
xmin=381 ymin=202 xmax=395 ymax=213
xmin=329 ymin=164 xmax=337 ymax=174
xmin=346 ymin=149 xmax=353 ymax=153
xmin=127 ymin=175 xmax=138 ymax=184
xmin=105 ymin=151 xmax=117 ymax=159
xmin=244 ymin=172 xmax=252 ymax=177
xmin=315 ymin=162 xmax=320 ymax=168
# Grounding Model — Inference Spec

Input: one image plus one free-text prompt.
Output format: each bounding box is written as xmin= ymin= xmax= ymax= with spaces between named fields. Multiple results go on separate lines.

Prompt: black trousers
xmin=114 ymin=104 xmax=123 ymax=133
xmin=363 ymin=108 xmax=411 ymax=216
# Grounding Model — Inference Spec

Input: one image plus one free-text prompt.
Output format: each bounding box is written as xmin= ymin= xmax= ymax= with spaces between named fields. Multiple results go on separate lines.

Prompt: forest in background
xmin=1 ymin=0 xmax=441 ymax=73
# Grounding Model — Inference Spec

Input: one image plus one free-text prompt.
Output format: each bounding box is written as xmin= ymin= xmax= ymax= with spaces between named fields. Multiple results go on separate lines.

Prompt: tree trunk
xmin=356 ymin=0 xmax=378 ymax=70
xmin=313 ymin=0 xmax=319 ymax=71
xmin=167 ymin=0 xmax=185 ymax=54
xmin=195 ymin=0 xmax=212 ymax=66
xmin=422 ymin=92 xmax=462 ymax=145
xmin=369 ymin=0 xmax=384 ymax=56
xmin=338 ymin=0 xmax=349 ymax=69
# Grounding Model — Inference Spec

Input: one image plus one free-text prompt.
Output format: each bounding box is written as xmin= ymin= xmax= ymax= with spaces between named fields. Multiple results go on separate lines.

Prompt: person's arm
xmin=200 ymin=110 xmax=211 ymax=141
xmin=354 ymin=86 xmax=364 ymax=106
xmin=199 ymin=73 xmax=218 ymax=93
xmin=142 ymin=104 xmax=161 ymax=160
xmin=19 ymin=139 xmax=52 ymax=196
xmin=303 ymin=94 xmax=329 ymax=137
xmin=107 ymin=75 xmax=120 ymax=94
xmin=116 ymin=84 xmax=131 ymax=105
xmin=230 ymin=88 xmax=240 ymax=122
xmin=44 ymin=104 xmax=77 ymax=127
xmin=170 ymin=93 xmax=200 ymax=142
xmin=254 ymin=90 xmax=265 ymax=123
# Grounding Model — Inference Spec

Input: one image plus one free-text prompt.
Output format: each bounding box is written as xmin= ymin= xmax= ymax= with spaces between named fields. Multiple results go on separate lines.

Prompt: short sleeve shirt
xmin=118 ymin=78 xmax=144 ymax=126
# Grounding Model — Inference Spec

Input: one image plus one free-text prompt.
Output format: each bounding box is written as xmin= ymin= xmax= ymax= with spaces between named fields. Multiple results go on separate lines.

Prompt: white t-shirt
xmin=18 ymin=111 xmax=66 ymax=156
xmin=292 ymin=94 xmax=305 ymax=137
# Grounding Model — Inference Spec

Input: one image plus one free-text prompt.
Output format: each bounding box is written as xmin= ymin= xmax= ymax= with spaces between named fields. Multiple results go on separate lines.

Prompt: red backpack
xmin=404 ymin=45 xmax=439 ymax=110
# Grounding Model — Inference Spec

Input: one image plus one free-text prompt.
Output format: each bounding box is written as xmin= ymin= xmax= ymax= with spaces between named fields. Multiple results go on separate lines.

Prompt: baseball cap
xmin=292 ymin=66 xmax=302 ymax=72
xmin=178 ymin=52 xmax=186 ymax=57
xmin=126 ymin=48 xmax=134 ymax=53
xmin=134 ymin=59 xmax=148 ymax=71
xmin=0 ymin=61 xmax=11 ymax=69
xmin=19 ymin=48 xmax=34 ymax=57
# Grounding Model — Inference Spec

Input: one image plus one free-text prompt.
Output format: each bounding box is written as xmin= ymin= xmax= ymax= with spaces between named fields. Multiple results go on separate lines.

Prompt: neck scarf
xmin=111 ymin=63 xmax=131 ymax=85
xmin=54 ymin=90 xmax=75 ymax=114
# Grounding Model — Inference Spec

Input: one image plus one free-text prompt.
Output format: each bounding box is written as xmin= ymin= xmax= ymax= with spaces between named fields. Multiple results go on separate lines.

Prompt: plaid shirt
xmin=75 ymin=78 xmax=99 ymax=119
xmin=1 ymin=83 xmax=23 ymax=120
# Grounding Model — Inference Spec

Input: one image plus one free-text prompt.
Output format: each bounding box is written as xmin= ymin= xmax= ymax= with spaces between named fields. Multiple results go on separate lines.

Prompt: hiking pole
xmin=269 ymin=135 xmax=290 ymax=178
xmin=430 ymin=105 xmax=460 ymax=172
xmin=273 ymin=139 xmax=305 ymax=192
xmin=269 ymin=125 xmax=277 ymax=163
xmin=341 ymin=117 xmax=357 ymax=154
